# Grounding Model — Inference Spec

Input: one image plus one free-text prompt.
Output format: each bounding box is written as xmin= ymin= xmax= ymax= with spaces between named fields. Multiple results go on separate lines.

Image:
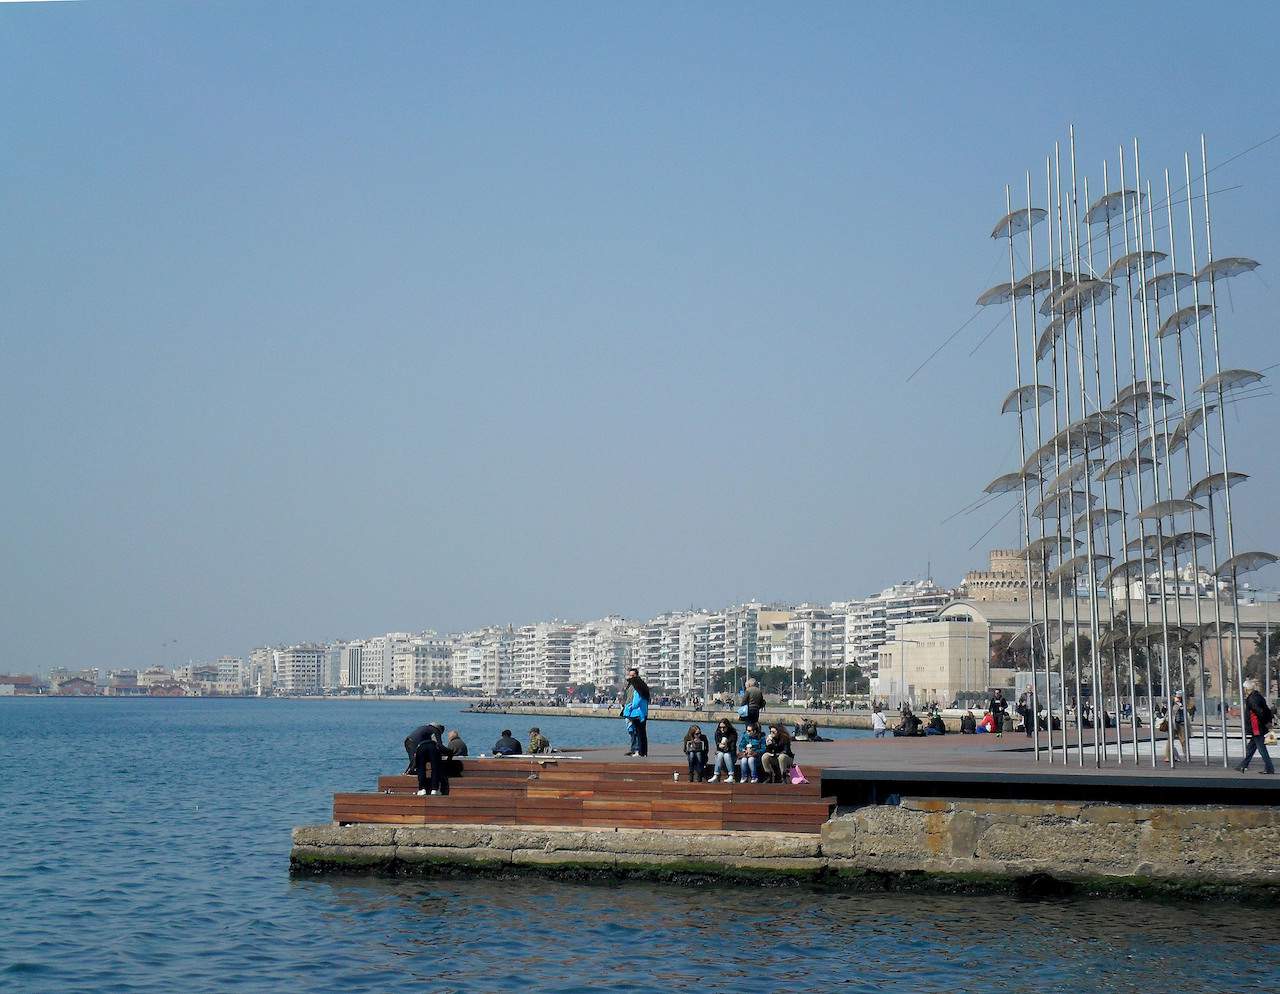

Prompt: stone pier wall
xmin=291 ymin=796 xmax=1280 ymax=900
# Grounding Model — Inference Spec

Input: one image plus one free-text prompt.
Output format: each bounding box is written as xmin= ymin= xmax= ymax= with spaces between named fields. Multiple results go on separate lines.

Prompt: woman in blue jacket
xmin=737 ymin=722 xmax=766 ymax=783
xmin=620 ymin=668 xmax=651 ymax=757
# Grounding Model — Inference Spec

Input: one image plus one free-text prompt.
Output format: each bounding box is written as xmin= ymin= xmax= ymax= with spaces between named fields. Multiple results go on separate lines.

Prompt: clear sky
xmin=3 ymin=2 xmax=1278 ymax=674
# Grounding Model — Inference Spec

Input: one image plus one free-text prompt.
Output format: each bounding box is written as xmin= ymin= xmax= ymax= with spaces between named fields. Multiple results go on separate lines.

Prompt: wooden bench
xmin=335 ymin=758 xmax=834 ymax=833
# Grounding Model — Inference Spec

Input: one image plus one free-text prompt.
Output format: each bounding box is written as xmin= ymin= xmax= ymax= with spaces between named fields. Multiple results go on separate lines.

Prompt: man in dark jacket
xmin=403 ymin=723 xmax=450 ymax=796
xmin=1239 ymin=679 xmax=1275 ymax=774
xmin=989 ymin=689 xmax=1009 ymax=739
xmin=492 ymin=729 xmax=523 ymax=755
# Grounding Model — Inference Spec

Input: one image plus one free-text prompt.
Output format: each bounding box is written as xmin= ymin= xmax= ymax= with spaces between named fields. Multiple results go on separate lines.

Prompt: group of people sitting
xmin=682 ymin=718 xmax=800 ymax=784
xmin=404 ymin=723 xmax=557 ymax=796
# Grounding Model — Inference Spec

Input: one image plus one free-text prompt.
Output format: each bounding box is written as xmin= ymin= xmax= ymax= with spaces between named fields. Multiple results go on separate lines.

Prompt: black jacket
xmin=406 ymin=724 xmax=443 ymax=748
xmin=1246 ymin=690 xmax=1274 ymax=736
xmin=714 ymin=726 xmax=738 ymax=754
xmin=684 ymin=734 xmax=709 ymax=757
xmin=492 ymin=734 xmax=522 ymax=755
xmin=765 ymin=731 xmax=793 ymax=757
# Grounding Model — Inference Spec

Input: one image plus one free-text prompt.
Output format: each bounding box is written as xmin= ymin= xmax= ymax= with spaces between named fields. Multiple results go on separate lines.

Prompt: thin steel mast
xmin=1028 ymin=170 xmax=1057 ymax=762
xmin=1022 ymin=171 xmax=1046 ymax=761
xmin=1133 ymin=141 xmax=1176 ymax=768
xmin=1081 ymin=173 xmax=1120 ymax=761
xmin=1118 ymin=146 xmax=1159 ymax=764
xmin=1143 ymin=178 xmax=1191 ymax=765
xmin=1002 ymin=183 xmax=1041 ymax=761
xmin=1067 ymin=129 xmax=1107 ymax=766
xmin=1163 ymin=168 xmax=1210 ymax=764
xmin=1097 ymin=160 xmax=1139 ymax=763
xmin=1199 ymin=135 xmax=1248 ymax=757
xmin=1046 ymin=155 xmax=1069 ymax=763
xmin=1054 ymin=143 xmax=1085 ymax=763
xmin=1182 ymin=151 xmax=1230 ymax=765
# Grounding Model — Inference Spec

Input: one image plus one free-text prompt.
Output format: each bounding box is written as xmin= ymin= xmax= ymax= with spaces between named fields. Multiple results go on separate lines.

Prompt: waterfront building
xmin=137 ymin=666 xmax=176 ymax=688
xmin=389 ymin=635 xmax=455 ymax=692
xmin=512 ymin=623 xmax=577 ymax=693
xmin=568 ymin=618 xmax=637 ymax=691
xmin=845 ymin=580 xmax=952 ymax=687
xmin=479 ymin=630 xmax=517 ymax=696
xmin=450 ymin=637 xmax=485 ymax=692
xmin=756 ymin=609 xmax=793 ymax=669
xmin=250 ymin=647 xmax=274 ymax=696
xmin=359 ymin=634 xmax=414 ymax=693
xmin=338 ymin=641 xmax=364 ymax=691
xmin=786 ymin=605 xmax=843 ymax=676
xmin=272 ymin=644 xmax=325 ymax=695
xmin=877 ymin=618 xmax=994 ymax=708
xmin=638 ymin=612 xmax=686 ymax=693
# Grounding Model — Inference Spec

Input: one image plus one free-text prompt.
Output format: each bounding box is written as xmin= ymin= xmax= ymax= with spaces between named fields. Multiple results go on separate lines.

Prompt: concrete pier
xmin=291 ymin=797 xmax=1280 ymax=900
xmin=464 ymin=703 xmax=894 ymax=730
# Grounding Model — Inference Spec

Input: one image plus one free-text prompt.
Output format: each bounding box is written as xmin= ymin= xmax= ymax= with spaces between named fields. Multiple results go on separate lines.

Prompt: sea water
xmin=1 ymin=698 xmax=1275 ymax=993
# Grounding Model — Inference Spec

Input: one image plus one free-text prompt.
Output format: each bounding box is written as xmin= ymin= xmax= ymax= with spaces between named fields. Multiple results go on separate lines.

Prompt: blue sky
xmin=2 ymin=2 xmax=1277 ymax=673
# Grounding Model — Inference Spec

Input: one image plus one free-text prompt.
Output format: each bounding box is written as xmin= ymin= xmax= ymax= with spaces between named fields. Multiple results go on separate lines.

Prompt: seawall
xmin=465 ymin=704 xmax=908 ymax=730
xmin=291 ymin=796 xmax=1280 ymax=901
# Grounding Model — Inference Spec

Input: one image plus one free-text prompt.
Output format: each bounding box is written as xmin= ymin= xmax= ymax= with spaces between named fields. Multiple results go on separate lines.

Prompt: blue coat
xmin=622 ymin=686 xmax=649 ymax=721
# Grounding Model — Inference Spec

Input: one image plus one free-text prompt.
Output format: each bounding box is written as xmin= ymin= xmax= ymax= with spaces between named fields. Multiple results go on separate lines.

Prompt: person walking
xmin=739 ymin=678 xmax=766 ymax=724
xmin=1165 ymin=692 xmax=1189 ymax=765
xmin=621 ymin=668 xmax=651 ymax=757
xmin=989 ymin=689 xmax=1009 ymax=739
xmin=1239 ymin=678 xmax=1275 ymax=775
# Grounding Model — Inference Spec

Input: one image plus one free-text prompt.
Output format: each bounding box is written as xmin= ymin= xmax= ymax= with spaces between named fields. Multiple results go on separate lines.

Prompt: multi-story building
xmin=338 ymin=641 xmax=364 ymax=691
xmin=479 ymin=630 xmax=517 ymax=696
xmin=250 ymin=647 xmax=275 ymax=695
xmin=214 ymin=656 xmax=246 ymax=694
xmin=360 ymin=634 xmax=414 ymax=693
xmin=786 ymin=605 xmax=843 ymax=676
xmin=569 ymin=618 xmax=637 ymax=691
xmin=511 ymin=623 xmax=577 ymax=693
xmin=845 ymin=579 xmax=952 ymax=685
xmin=390 ymin=636 xmax=455 ymax=691
xmin=638 ymin=612 xmax=686 ymax=692
xmin=272 ymin=644 xmax=325 ymax=695
xmin=450 ymin=637 xmax=486 ymax=692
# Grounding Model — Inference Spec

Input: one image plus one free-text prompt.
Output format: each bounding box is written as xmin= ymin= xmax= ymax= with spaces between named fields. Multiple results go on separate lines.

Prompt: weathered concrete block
xmin=513 ymin=848 xmax=617 ymax=866
xmin=901 ymin=798 xmax=953 ymax=813
xmin=396 ymin=845 xmax=512 ymax=865
xmin=292 ymin=824 xmax=396 ymax=847
xmin=393 ymin=826 xmax=496 ymax=849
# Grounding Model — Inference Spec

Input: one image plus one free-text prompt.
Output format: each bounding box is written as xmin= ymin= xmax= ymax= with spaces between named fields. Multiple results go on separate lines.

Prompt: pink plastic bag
xmin=789 ymin=764 xmax=808 ymax=785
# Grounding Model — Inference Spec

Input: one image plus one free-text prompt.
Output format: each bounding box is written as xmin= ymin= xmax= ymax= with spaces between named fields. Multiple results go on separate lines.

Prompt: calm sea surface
xmin=1 ymin=698 xmax=1276 ymax=993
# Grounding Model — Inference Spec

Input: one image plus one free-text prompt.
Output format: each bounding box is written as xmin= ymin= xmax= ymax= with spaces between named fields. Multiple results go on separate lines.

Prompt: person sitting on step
xmin=492 ymin=729 xmax=523 ymax=755
xmin=528 ymin=727 xmax=551 ymax=754
xmin=683 ymin=724 xmax=709 ymax=782
xmin=737 ymin=721 xmax=766 ymax=783
xmin=707 ymin=719 xmax=738 ymax=783
xmin=760 ymin=723 xmax=794 ymax=783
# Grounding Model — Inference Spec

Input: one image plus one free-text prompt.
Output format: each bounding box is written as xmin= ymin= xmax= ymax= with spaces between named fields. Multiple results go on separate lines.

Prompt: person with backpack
xmin=739 ymin=678 xmax=766 ymax=724
xmin=1239 ymin=678 xmax=1275 ymax=774
xmin=620 ymin=668 xmax=651 ymax=757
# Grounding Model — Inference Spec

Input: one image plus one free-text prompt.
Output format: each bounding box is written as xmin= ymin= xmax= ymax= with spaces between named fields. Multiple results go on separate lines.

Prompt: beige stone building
xmin=877 ymin=619 xmax=995 ymax=707
xmin=961 ymin=548 xmax=1047 ymax=602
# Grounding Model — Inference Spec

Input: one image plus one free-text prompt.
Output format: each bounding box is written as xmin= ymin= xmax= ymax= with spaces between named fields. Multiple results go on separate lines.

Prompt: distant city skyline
xmin=3 ymin=4 xmax=1277 ymax=675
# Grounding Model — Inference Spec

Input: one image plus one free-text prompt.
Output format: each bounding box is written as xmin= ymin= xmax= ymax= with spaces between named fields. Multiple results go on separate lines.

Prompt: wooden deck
xmin=333 ymin=756 xmax=834 ymax=833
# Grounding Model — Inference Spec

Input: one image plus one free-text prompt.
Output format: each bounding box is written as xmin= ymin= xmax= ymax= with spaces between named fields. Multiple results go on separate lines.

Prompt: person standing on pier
xmin=1239 ymin=679 xmax=1275 ymax=775
xmin=988 ymin=689 xmax=1009 ymax=739
xmin=740 ymin=678 xmax=766 ymax=725
xmin=621 ymin=668 xmax=651 ymax=757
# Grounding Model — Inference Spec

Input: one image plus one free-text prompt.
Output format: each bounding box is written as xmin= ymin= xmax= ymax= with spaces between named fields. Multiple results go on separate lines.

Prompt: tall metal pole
xmin=1161 ymin=168 xmax=1207 ymax=763
xmin=1098 ymin=160 xmax=1140 ymax=763
xmin=1068 ymin=129 xmax=1107 ymax=767
xmin=1055 ymin=142 xmax=1085 ymax=764
xmin=1027 ymin=169 xmax=1055 ymax=762
xmin=1133 ymin=141 xmax=1176 ymax=768
xmin=1082 ymin=174 xmax=1122 ymax=763
xmin=1000 ymin=187 xmax=1037 ymax=739
xmin=1200 ymin=134 xmax=1248 ymax=757
xmin=1182 ymin=151 xmax=1230 ymax=766
xmin=1143 ymin=178 xmax=1190 ymax=765
xmin=1118 ymin=145 xmax=1158 ymax=766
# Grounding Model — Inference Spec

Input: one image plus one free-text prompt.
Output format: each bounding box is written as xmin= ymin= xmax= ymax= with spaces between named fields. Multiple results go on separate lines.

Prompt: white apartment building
xmin=338 ymin=641 xmax=365 ymax=690
xmin=390 ymin=636 xmax=455 ymax=691
xmin=569 ymin=618 xmax=637 ymax=690
xmin=250 ymin=647 xmax=274 ymax=695
xmin=360 ymin=633 xmax=414 ymax=693
xmin=786 ymin=605 xmax=843 ymax=676
xmin=845 ymin=580 xmax=952 ymax=684
xmin=638 ymin=612 xmax=686 ymax=692
xmin=272 ymin=644 xmax=325 ymax=695
xmin=450 ymin=638 xmax=486 ymax=692
xmin=511 ymin=623 xmax=577 ymax=693
xmin=479 ymin=630 xmax=517 ymax=695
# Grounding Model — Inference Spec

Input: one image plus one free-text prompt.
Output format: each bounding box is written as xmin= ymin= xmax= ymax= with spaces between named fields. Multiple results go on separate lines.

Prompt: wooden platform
xmin=333 ymin=757 xmax=834 ymax=833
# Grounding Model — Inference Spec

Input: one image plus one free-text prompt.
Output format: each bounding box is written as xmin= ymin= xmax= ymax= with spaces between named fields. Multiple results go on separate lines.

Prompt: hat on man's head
xmin=529 ymin=726 xmax=540 ymax=733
